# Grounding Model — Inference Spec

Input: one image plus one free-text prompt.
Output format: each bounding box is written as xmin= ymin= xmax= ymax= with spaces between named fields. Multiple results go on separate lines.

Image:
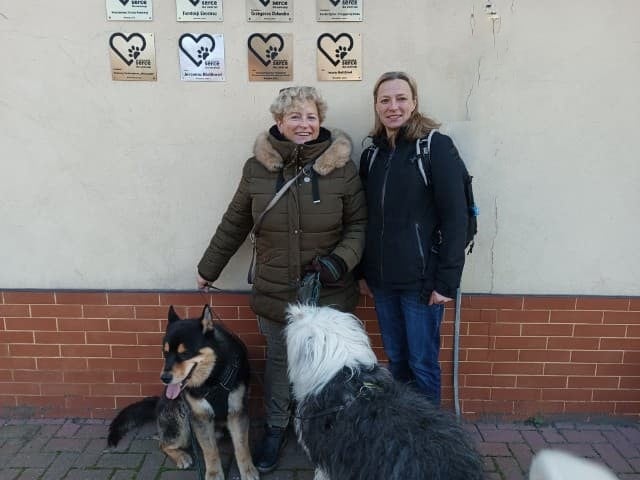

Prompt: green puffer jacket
xmin=197 ymin=126 xmax=367 ymax=323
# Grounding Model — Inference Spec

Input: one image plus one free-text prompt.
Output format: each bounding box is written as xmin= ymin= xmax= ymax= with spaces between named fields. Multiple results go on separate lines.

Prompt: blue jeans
xmin=371 ymin=288 xmax=444 ymax=405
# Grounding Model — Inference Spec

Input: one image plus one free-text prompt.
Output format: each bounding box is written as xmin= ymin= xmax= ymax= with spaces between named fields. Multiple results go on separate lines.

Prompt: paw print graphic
xmin=266 ymin=45 xmax=280 ymax=61
xmin=335 ymin=45 xmax=349 ymax=60
xmin=128 ymin=45 xmax=141 ymax=60
xmin=198 ymin=46 xmax=210 ymax=61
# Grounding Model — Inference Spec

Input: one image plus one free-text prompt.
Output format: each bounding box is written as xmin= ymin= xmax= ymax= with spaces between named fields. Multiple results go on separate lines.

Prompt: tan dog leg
xmin=160 ymin=420 xmax=193 ymax=469
xmin=227 ymin=386 xmax=259 ymax=480
xmin=187 ymin=394 xmax=224 ymax=480
xmin=161 ymin=443 xmax=193 ymax=469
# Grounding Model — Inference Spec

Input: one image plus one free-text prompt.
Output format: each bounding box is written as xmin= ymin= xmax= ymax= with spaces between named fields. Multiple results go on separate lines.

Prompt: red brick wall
xmin=0 ymin=290 xmax=638 ymax=420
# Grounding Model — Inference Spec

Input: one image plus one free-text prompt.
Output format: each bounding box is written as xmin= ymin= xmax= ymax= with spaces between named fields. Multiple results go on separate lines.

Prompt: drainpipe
xmin=453 ymin=287 xmax=462 ymax=419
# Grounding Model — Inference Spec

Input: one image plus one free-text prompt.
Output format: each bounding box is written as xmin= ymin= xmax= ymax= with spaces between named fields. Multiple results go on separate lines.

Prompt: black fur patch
xmin=296 ymin=366 xmax=484 ymax=480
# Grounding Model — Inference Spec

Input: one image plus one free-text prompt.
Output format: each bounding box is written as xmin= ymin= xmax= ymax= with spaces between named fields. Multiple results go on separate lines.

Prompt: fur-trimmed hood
xmin=253 ymin=127 xmax=353 ymax=176
xmin=198 ymin=126 xmax=366 ymax=324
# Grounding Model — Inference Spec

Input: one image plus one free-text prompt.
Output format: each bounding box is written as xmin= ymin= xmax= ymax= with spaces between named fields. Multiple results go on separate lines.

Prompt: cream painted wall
xmin=1 ymin=1 xmax=639 ymax=294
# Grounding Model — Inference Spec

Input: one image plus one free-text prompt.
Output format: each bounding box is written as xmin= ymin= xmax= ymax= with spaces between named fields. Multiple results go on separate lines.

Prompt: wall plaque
xmin=176 ymin=0 xmax=223 ymax=22
xmin=106 ymin=0 xmax=153 ymax=21
xmin=317 ymin=33 xmax=362 ymax=81
xmin=179 ymin=33 xmax=225 ymax=81
xmin=109 ymin=32 xmax=157 ymax=81
xmin=317 ymin=0 xmax=362 ymax=22
xmin=247 ymin=33 xmax=293 ymax=81
xmin=246 ymin=0 xmax=293 ymax=22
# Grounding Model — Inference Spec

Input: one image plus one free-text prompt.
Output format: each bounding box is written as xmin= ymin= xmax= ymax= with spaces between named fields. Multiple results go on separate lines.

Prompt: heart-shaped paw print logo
xmin=328 ymin=0 xmax=341 ymax=6
xmin=317 ymin=33 xmax=353 ymax=67
xmin=248 ymin=33 xmax=284 ymax=67
xmin=188 ymin=0 xmax=200 ymax=5
xmin=179 ymin=34 xmax=215 ymax=67
xmin=118 ymin=0 xmax=130 ymax=5
xmin=109 ymin=33 xmax=147 ymax=66
xmin=258 ymin=0 xmax=271 ymax=6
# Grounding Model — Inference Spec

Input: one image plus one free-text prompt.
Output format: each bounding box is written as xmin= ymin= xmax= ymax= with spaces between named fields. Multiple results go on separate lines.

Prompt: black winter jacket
xmin=359 ymin=130 xmax=468 ymax=298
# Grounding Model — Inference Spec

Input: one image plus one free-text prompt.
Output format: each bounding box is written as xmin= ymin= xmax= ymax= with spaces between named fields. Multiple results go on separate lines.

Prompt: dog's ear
xmin=287 ymin=331 xmax=316 ymax=379
xmin=201 ymin=304 xmax=214 ymax=333
xmin=168 ymin=305 xmax=180 ymax=324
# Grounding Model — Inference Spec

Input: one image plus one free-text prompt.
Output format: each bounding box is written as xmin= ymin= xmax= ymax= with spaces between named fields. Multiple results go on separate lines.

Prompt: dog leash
xmin=189 ymin=292 xmax=231 ymax=480
xmin=197 ymin=288 xmax=230 ymax=327
xmin=297 ymin=271 xmax=321 ymax=305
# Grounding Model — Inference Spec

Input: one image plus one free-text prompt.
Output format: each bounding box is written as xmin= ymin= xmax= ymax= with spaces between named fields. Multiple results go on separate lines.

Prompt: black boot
xmin=254 ymin=424 xmax=288 ymax=473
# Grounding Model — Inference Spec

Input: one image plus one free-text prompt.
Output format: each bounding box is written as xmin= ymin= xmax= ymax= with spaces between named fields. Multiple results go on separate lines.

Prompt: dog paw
xmin=240 ymin=463 xmax=260 ymax=480
xmin=175 ymin=452 xmax=193 ymax=469
xmin=205 ymin=472 xmax=225 ymax=480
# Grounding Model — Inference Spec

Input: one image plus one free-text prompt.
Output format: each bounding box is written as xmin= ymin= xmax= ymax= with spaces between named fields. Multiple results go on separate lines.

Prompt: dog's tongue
xmin=165 ymin=383 xmax=181 ymax=400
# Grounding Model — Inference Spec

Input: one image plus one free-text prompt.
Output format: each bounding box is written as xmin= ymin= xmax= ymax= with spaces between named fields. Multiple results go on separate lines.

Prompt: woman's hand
xmin=358 ymin=278 xmax=374 ymax=298
xmin=196 ymin=273 xmax=211 ymax=290
xmin=428 ymin=290 xmax=453 ymax=305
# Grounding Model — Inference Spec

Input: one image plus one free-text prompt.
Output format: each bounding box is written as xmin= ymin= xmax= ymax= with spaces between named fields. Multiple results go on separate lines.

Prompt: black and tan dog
xmin=108 ymin=305 xmax=259 ymax=480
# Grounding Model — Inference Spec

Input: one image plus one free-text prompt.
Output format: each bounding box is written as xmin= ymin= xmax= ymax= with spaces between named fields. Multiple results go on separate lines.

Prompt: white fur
xmin=314 ymin=467 xmax=331 ymax=480
xmin=529 ymin=449 xmax=617 ymax=480
xmin=285 ymin=304 xmax=377 ymax=400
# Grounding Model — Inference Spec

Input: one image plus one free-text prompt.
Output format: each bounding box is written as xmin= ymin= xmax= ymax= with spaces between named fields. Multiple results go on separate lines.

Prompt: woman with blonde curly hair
xmin=197 ymin=86 xmax=366 ymax=472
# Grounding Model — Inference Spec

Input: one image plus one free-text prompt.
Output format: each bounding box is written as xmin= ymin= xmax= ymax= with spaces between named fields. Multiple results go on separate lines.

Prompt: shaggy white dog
xmin=285 ymin=304 xmax=484 ymax=480
xmin=286 ymin=304 xmax=377 ymax=400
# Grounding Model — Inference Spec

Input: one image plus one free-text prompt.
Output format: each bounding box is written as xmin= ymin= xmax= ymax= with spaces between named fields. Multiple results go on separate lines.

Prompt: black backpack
xmin=364 ymin=129 xmax=478 ymax=254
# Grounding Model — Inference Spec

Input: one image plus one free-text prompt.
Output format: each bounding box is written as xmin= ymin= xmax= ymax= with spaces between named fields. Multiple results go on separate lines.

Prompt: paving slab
xmin=0 ymin=417 xmax=637 ymax=479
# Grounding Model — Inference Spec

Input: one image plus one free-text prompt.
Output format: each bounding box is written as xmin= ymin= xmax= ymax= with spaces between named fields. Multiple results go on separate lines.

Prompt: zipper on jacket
xmin=379 ymin=149 xmax=394 ymax=281
xmin=415 ymin=222 xmax=426 ymax=275
xmin=294 ymin=145 xmax=302 ymax=173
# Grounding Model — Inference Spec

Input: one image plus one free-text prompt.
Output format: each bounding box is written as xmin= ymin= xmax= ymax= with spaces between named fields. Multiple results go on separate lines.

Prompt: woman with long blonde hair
xmin=358 ymin=71 xmax=470 ymax=406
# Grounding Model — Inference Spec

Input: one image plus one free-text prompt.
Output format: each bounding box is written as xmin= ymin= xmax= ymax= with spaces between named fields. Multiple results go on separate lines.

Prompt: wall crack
xmin=465 ymin=57 xmax=482 ymax=121
xmin=470 ymin=5 xmax=476 ymax=36
xmin=490 ymin=196 xmax=498 ymax=293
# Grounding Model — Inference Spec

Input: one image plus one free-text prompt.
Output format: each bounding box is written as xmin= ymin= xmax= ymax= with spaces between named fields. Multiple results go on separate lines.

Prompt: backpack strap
xmin=366 ymin=145 xmax=379 ymax=175
xmin=415 ymin=129 xmax=438 ymax=187
xmin=366 ymin=130 xmax=437 ymax=184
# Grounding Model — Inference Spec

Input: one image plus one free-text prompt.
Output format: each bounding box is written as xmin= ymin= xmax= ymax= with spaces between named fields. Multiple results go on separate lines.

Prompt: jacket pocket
xmin=421 ymin=248 xmax=439 ymax=293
